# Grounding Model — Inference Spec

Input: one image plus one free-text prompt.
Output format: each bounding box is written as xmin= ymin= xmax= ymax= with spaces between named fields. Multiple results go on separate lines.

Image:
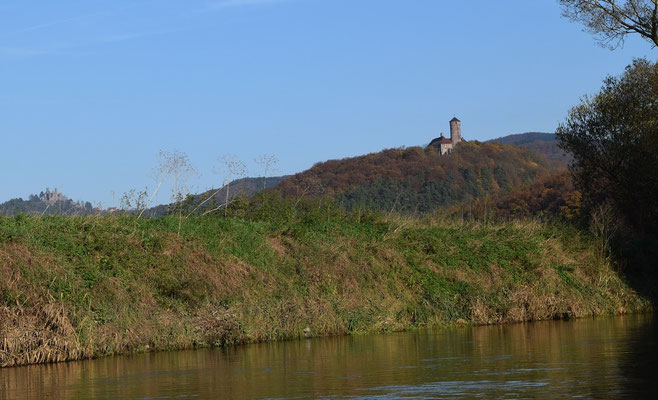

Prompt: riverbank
xmin=0 ymin=208 xmax=652 ymax=367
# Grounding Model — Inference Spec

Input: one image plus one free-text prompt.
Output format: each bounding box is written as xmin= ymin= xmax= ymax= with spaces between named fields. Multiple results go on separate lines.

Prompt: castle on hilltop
xmin=39 ymin=188 xmax=66 ymax=205
xmin=428 ymin=117 xmax=463 ymax=155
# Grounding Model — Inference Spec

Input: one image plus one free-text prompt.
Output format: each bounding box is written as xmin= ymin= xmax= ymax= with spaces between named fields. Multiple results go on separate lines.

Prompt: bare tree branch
xmin=560 ymin=0 xmax=658 ymax=47
xmin=218 ymin=154 xmax=246 ymax=216
xmin=254 ymin=154 xmax=279 ymax=190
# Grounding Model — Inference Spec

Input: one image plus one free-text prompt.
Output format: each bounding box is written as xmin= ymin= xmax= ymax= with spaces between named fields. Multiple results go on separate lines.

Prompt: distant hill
xmin=201 ymin=175 xmax=290 ymax=202
xmin=490 ymin=132 xmax=555 ymax=145
xmin=0 ymin=177 xmax=292 ymax=218
xmin=488 ymin=132 xmax=571 ymax=165
xmin=0 ymin=189 xmax=98 ymax=216
xmin=145 ymin=175 xmax=290 ymax=217
xmin=275 ymin=141 xmax=563 ymax=214
xmin=1 ymin=134 xmax=570 ymax=218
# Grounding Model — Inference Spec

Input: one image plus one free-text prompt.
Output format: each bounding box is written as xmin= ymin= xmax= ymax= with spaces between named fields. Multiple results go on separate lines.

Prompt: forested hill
xmin=0 ymin=192 xmax=97 ymax=216
xmin=275 ymin=141 xmax=563 ymax=214
xmin=488 ymin=132 xmax=571 ymax=164
xmin=491 ymin=132 xmax=554 ymax=145
xmin=144 ymin=176 xmax=290 ymax=217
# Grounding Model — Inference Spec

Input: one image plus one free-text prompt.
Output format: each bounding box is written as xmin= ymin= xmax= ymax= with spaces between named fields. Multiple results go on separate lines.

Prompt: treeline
xmin=277 ymin=141 xmax=562 ymax=214
xmin=448 ymin=171 xmax=580 ymax=221
xmin=0 ymin=139 xmax=567 ymax=219
xmin=143 ymin=176 xmax=290 ymax=218
xmin=0 ymin=196 xmax=97 ymax=217
xmin=557 ymin=59 xmax=658 ymax=237
xmin=488 ymin=132 xmax=572 ymax=164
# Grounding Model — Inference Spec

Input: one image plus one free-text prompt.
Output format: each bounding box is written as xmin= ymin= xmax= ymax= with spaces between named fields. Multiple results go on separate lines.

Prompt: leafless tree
xmin=219 ymin=154 xmax=246 ymax=216
xmin=95 ymin=201 xmax=103 ymax=215
xmin=559 ymin=0 xmax=658 ymax=48
xmin=121 ymin=189 xmax=136 ymax=211
xmin=120 ymin=189 xmax=148 ymax=212
xmin=136 ymin=150 xmax=197 ymax=234
xmin=138 ymin=150 xmax=195 ymax=220
xmin=137 ymin=151 xmax=170 ymax=219
xmin=186 ymin=186 xmax=221 ymax=218
xmin=198 ymin=154 xmax=247 ymax=217
xmin=254 ymin=154 xmax=279 ymax=190
xmin=167 ymin=151 xmax=198 ymax=234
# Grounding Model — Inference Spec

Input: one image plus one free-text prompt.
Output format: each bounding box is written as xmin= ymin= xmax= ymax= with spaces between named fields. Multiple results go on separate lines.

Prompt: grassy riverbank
xmin=0 ymin=202 xmax=652 ymax=367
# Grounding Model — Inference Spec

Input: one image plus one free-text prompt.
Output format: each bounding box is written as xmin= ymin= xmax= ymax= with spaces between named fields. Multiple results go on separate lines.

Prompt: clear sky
xmin=0 ymin=0 xmax=654 ymax=207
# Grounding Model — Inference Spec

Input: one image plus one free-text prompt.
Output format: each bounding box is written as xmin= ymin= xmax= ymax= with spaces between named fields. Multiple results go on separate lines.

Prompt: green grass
xmin=0 ymin=202 xmax=652 ymax=367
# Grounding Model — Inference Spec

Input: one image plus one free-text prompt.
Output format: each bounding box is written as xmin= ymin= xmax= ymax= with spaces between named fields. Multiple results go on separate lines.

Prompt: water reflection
xmin=0 ymin=314 xmax=655 ymax=399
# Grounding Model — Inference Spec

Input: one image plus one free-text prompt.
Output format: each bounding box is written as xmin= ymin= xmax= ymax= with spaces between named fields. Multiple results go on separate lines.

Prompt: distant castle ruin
xmin=429 ymin=117 xmax=463 ymax=155
xmin=39 ymin=188 xmax=66 ymax=205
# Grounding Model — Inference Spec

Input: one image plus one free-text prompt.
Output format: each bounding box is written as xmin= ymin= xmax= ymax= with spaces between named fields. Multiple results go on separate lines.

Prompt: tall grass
xmin=0 ymin=198 xmax=651 ymax=367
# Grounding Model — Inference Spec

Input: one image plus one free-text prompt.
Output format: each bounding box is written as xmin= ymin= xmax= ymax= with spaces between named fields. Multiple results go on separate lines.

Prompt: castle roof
xmin=429 ymin=137 xmax=452 ymax=146
xmin=450 ymin=117 xmax=461 ymax=122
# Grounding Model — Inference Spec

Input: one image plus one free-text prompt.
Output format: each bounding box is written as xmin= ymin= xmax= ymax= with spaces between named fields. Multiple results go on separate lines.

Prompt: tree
xmin=221 ymin=155 xmax=246 ymax=215
xmin=198 ymin=154 xmax=248 ymax=217
xmin=137 ymin=150 xmax=197 ymax=233
xmin=559 ymin=0 xmax=658 ymax=48
xmin=165 ymin=151 xmax=198 ymax=234
xmin=556 ymin=58 xmax=658 ymax=234
xmin=254 ymin=154 xmax=279 ymax=190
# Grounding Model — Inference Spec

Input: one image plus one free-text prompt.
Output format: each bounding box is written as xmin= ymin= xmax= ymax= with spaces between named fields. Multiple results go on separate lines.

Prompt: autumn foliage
xmin=276 ymin=141 xmax=562 ymax=213
xmin=450 ymin=171 xmax=581 ymax=221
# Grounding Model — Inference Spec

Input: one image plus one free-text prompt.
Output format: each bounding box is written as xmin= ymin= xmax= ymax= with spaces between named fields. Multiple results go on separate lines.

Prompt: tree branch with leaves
xmin=556 ymin=58 xmax=658 ymax=235
xmin=559 ymin=0 xmax=658 ymax=47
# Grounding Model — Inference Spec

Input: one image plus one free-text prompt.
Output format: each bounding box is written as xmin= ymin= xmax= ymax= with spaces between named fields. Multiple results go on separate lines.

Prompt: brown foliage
xmin=456 ymin=171 xmax=581 ymax=220
xmin=276 ymin=141 xmax=560 ymax=201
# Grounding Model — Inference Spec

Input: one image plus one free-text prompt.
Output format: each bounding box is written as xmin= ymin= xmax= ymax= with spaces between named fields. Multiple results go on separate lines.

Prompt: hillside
xmin=1 ymin=134 xmax=567 ymax=218
xmin=276 ymin=141 xmax=563 ymax=213
xmin=0 ymin=190 xmax=97 ymax=217
xmin=447 ymin=171 xmax=581 ymax=221
xmin=143 ymin=176 xmax=290 ymax=217
xmin=202 ymin=175 xmax=291 ymax=204
xmin=489 ymin=132 xmax=571 ymax=164
xmin=0 ymin=210 xmax=650 ymax=367
xmin=491 ymin=132 xmax=555 ymax=146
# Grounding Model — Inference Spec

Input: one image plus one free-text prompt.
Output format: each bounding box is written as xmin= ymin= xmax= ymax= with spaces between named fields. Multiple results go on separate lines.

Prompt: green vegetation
xmin=557 ymin=58 xmax=658 ymax=236
xmin=2 ymin=62 xmax=656 ymax=369
xmin=1 ymin=0 xmax=655 ymax=376
xmin=0 ymin=199 xmax=651 ymax=367
xmin=0 ymin=193 xmax=96 ymax=217
xmin=278 ymin=141 xmax=561 ymax=213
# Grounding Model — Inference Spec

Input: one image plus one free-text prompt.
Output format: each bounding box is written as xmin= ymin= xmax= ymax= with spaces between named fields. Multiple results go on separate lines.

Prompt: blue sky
xmin=0 ymin=0 xmax=654 ymax=207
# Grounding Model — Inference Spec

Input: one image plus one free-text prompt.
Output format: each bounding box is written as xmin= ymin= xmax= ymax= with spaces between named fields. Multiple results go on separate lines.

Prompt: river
xmin=1 ymin=314 xmax=656 ymax=399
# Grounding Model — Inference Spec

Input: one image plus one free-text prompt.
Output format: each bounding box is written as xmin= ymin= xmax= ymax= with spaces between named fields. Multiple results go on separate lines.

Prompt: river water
xmin=1 ymin=314 xmax=656 ymax=399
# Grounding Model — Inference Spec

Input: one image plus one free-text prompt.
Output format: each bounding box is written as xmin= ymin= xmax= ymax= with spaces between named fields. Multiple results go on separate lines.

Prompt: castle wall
xmin=440 ymin=143 xmax=453 ymax=155
xmin=428 ymin=118 xmax=462 ymax=155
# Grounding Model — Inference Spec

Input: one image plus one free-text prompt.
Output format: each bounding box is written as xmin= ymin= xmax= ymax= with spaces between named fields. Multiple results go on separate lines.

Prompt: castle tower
xmin=450 ymin=117 xmax=461 ymax=146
